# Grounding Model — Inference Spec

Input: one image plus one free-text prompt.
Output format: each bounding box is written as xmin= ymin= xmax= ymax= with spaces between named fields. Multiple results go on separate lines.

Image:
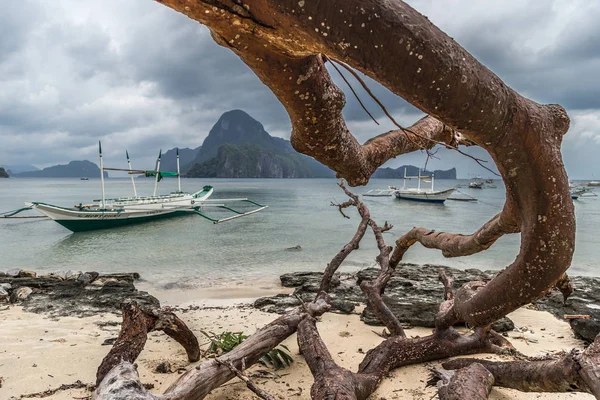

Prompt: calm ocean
xmin=1 ymin=178 xmax=598 ymax=289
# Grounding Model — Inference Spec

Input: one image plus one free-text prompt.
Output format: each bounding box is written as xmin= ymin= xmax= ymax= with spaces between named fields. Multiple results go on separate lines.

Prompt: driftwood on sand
xmin=91 ymin=0 xmax=598 ymax=399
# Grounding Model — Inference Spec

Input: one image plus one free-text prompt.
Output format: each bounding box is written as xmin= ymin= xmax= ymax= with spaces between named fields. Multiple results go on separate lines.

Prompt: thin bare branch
xmin=215 ymin=359 xmax=276 ymax=400
xmin=439 ymin=269 xmax=455 ymax=301
xmin=324 ymin=55 xmax=379 ymax=126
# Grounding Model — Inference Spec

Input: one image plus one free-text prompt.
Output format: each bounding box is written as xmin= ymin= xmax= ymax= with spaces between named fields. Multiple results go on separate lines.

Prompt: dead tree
xmin=91 ymin=1 xmax=595 ymax=399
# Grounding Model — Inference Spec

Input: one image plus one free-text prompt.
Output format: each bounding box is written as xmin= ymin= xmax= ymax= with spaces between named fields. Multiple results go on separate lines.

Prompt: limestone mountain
xmin=186 ymin=110 xmax=334 ymax=178
xmin=373 ymin=165 xmax=456 ymax=179
xmin=13 ymin=160 xmax=109 ymax=178
xmin=158 ymin=146 xmax=201 ymax=172
xmin=0 ymin=164 xmax=39 ymax=175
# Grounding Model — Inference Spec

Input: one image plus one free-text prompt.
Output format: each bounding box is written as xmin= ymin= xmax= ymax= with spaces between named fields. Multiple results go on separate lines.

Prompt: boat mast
xmin=417 ymin=168 xmax=421 ymax=191
xmin=176 ymin=148 xmax=181 ymax=193
xmin=99 ymin=141 xmax=106 ymax=208
xmin=126 ymin=150 xmax=138 ymax=197
xmin=403 ymin=168 xmax=407 ymax=189
xmin=153 ymin=149 xmax=161 ymax=197
xmin=431 ymin=173 xmax=435 ymax=192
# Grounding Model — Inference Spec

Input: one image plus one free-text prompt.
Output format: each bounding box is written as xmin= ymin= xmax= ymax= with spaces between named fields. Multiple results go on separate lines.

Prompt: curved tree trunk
xmin=157 ymin=0 xmax=574 ymax=331
xmin=92 ymin=1 xmax=581 ymax=399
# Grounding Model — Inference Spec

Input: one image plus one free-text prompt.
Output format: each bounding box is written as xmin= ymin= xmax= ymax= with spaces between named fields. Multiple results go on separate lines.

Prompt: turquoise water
xmin=0 ymin=178 xmax=598 ymax=288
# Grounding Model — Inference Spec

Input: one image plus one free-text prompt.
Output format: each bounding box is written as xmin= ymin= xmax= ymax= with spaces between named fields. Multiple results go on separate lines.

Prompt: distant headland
xmin=3 ymin=110 xmax=462 ymax=180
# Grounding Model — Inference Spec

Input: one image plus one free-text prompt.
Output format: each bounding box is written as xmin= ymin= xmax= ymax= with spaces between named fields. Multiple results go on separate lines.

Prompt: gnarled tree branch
xmin=92 ymin=1 xmax=582 ymax=398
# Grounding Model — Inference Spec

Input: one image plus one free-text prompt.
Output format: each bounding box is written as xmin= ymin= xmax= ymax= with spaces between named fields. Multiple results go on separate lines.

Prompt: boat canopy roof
xmin=103 ymin=167 xmax=179 ymax=182
xmin=144 ymin=171 xmax=178 ymax=182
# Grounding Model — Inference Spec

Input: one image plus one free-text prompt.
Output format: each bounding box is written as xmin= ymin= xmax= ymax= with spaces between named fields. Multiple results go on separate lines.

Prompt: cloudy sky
xmin=1 ymin=1 xmax=598 ymax=178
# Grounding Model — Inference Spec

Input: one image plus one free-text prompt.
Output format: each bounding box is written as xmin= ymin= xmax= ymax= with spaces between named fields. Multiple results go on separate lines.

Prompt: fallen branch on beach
xmin=215 ymin=359 xmax=276 ymax=400
xmin=19 ymin=380 xmax=92 ymax=399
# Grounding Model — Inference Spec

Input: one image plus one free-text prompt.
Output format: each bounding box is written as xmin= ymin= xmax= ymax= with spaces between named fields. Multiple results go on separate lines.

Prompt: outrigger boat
xmin=570 ymin=186 xmax=598 ymax=200
xmin=3 ymin=142 xmax=267 ymax=232
xmin=393 ymin=168 xmax=455 ymax=203
xmin=468 ymin=176 xmax=484 ymax=189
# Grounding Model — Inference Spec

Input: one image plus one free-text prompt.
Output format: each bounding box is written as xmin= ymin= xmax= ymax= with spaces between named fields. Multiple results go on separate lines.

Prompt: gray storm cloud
xmin=0 ymin=0 xmax=598 ymax=178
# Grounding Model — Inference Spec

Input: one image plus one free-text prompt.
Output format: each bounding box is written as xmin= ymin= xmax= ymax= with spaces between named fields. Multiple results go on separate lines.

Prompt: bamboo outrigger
xmin=1 ymin=142 xmax=268 ymax=232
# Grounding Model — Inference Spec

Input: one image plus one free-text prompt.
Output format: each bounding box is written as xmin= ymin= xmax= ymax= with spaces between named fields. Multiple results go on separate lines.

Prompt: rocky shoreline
xmin=254 ymin=263 xmax=600 ymax=342
xmin=1 ymin=264 xmax=598 ymax=342
xmin=0 ymin=269 xmax=158 ymax=317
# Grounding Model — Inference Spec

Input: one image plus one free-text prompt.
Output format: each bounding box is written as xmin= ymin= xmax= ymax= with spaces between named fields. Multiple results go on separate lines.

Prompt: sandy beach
xmin=0 ymin=283 xmax=594 ymax=400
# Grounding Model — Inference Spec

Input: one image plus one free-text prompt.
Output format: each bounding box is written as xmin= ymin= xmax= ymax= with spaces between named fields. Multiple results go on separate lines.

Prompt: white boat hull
xmin=394 ymin=188 xmax=455 ymax=203
xmin=29 ymin=202 xmax=189 ymax=232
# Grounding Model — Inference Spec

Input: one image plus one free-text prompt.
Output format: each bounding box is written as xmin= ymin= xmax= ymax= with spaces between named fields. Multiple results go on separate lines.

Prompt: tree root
xmin=430 ymin=363 xmax=494 ymax=400
xmin=431 ymin=333 xmax=600 ymax=398
xmin=95 ymin=303 xmax=200 ymax=385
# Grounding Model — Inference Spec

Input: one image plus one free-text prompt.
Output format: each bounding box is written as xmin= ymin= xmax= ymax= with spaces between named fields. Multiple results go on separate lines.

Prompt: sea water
xmin=0 ymin=178 xmax=598 ymax=289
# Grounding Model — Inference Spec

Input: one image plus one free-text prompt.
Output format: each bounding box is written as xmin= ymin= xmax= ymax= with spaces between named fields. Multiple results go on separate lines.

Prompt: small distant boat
xmin=10 ymin=143 xmax=268 ymax=232
xmin=80 ymin=177 xmax=89 ymax=180
xmin=485 ymin=179 xmax=494 ymax=184
xmin=469 ymin=176 xmax=484 ymax=189
xmin=393 ymin=168 xmax=455 ymax=203
xmin=588 ymin=181 xmax=600 ymax=187
xmin=571 ymin=186 xmax=598 ymax=200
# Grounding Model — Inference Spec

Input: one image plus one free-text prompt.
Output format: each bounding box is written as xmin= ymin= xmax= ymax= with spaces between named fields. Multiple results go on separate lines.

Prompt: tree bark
xmin=96 ymin=303 xmax=200 ymax=386
xmin=157 ymin=0 xmax=574 ymax=332
xmin=94 ymin=300 xmax=330 ymax=400
xmin=440 ymin=334 xmax=600 ymax=397
xmin=91 ymin=1 xmax=581 ymax=398
xmin=432 ymin=363 xmax=495 ymax=400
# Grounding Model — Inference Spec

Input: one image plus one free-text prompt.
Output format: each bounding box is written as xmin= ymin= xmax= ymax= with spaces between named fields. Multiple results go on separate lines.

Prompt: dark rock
xmin=0 ymin=271 xmax=6 ymax=277
xmin=100 ymin=273 xmax=141 ymax=284
xmin=7 ymin=269 xmax=21 ymax=277
xmin=330 ymin=299 xmax=356 ymax=314
xmin=65 ymin=270 xmax=82 ymax=280
xmin=254 ymin=294 xmax=301 ymax=314
xmin=533 ymin=275 xmax=600 ymax=342
xmin=285 ymin=245 xmax=302 ymax=251
xmin=280 ymin=272 xmax=338 ymax=288
xmin=491 ymin=317 xmax=515 ymax=333
xmin=90 ymin=277 xmax=118 ymax=287
xmin=155 ymin=361 xmax=172 ymax=374
xmin=257 ymin=264 xmax=517 ymax=330
xmin=77 ymin=272 xmax=99 ymax=285
xmin=259 ymin=264 xmax=597 ymax=338
xmin=0 ymin=276 xmax=64 ymax=290
xmin=0 ymin=287 xmax=8 ymax=303
xmin=0 ymin=271 xmax=157 ymax=317
xmin=96 ymin=321 xmax=120 ymax=328
xmin=361 ymin=300 xmax=438 ymax=328
xmin=18 ymin=270 xmax=37 ymax=278
xmin=569 ymin=319 xmax=598 ymax=343
xmin=102 ymin=337 xmax=117 ymax=346
xmin=10 ymin=287 xmax=32 ymax=303
xmin=361 ymin=298 xmax=513 ymax=332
